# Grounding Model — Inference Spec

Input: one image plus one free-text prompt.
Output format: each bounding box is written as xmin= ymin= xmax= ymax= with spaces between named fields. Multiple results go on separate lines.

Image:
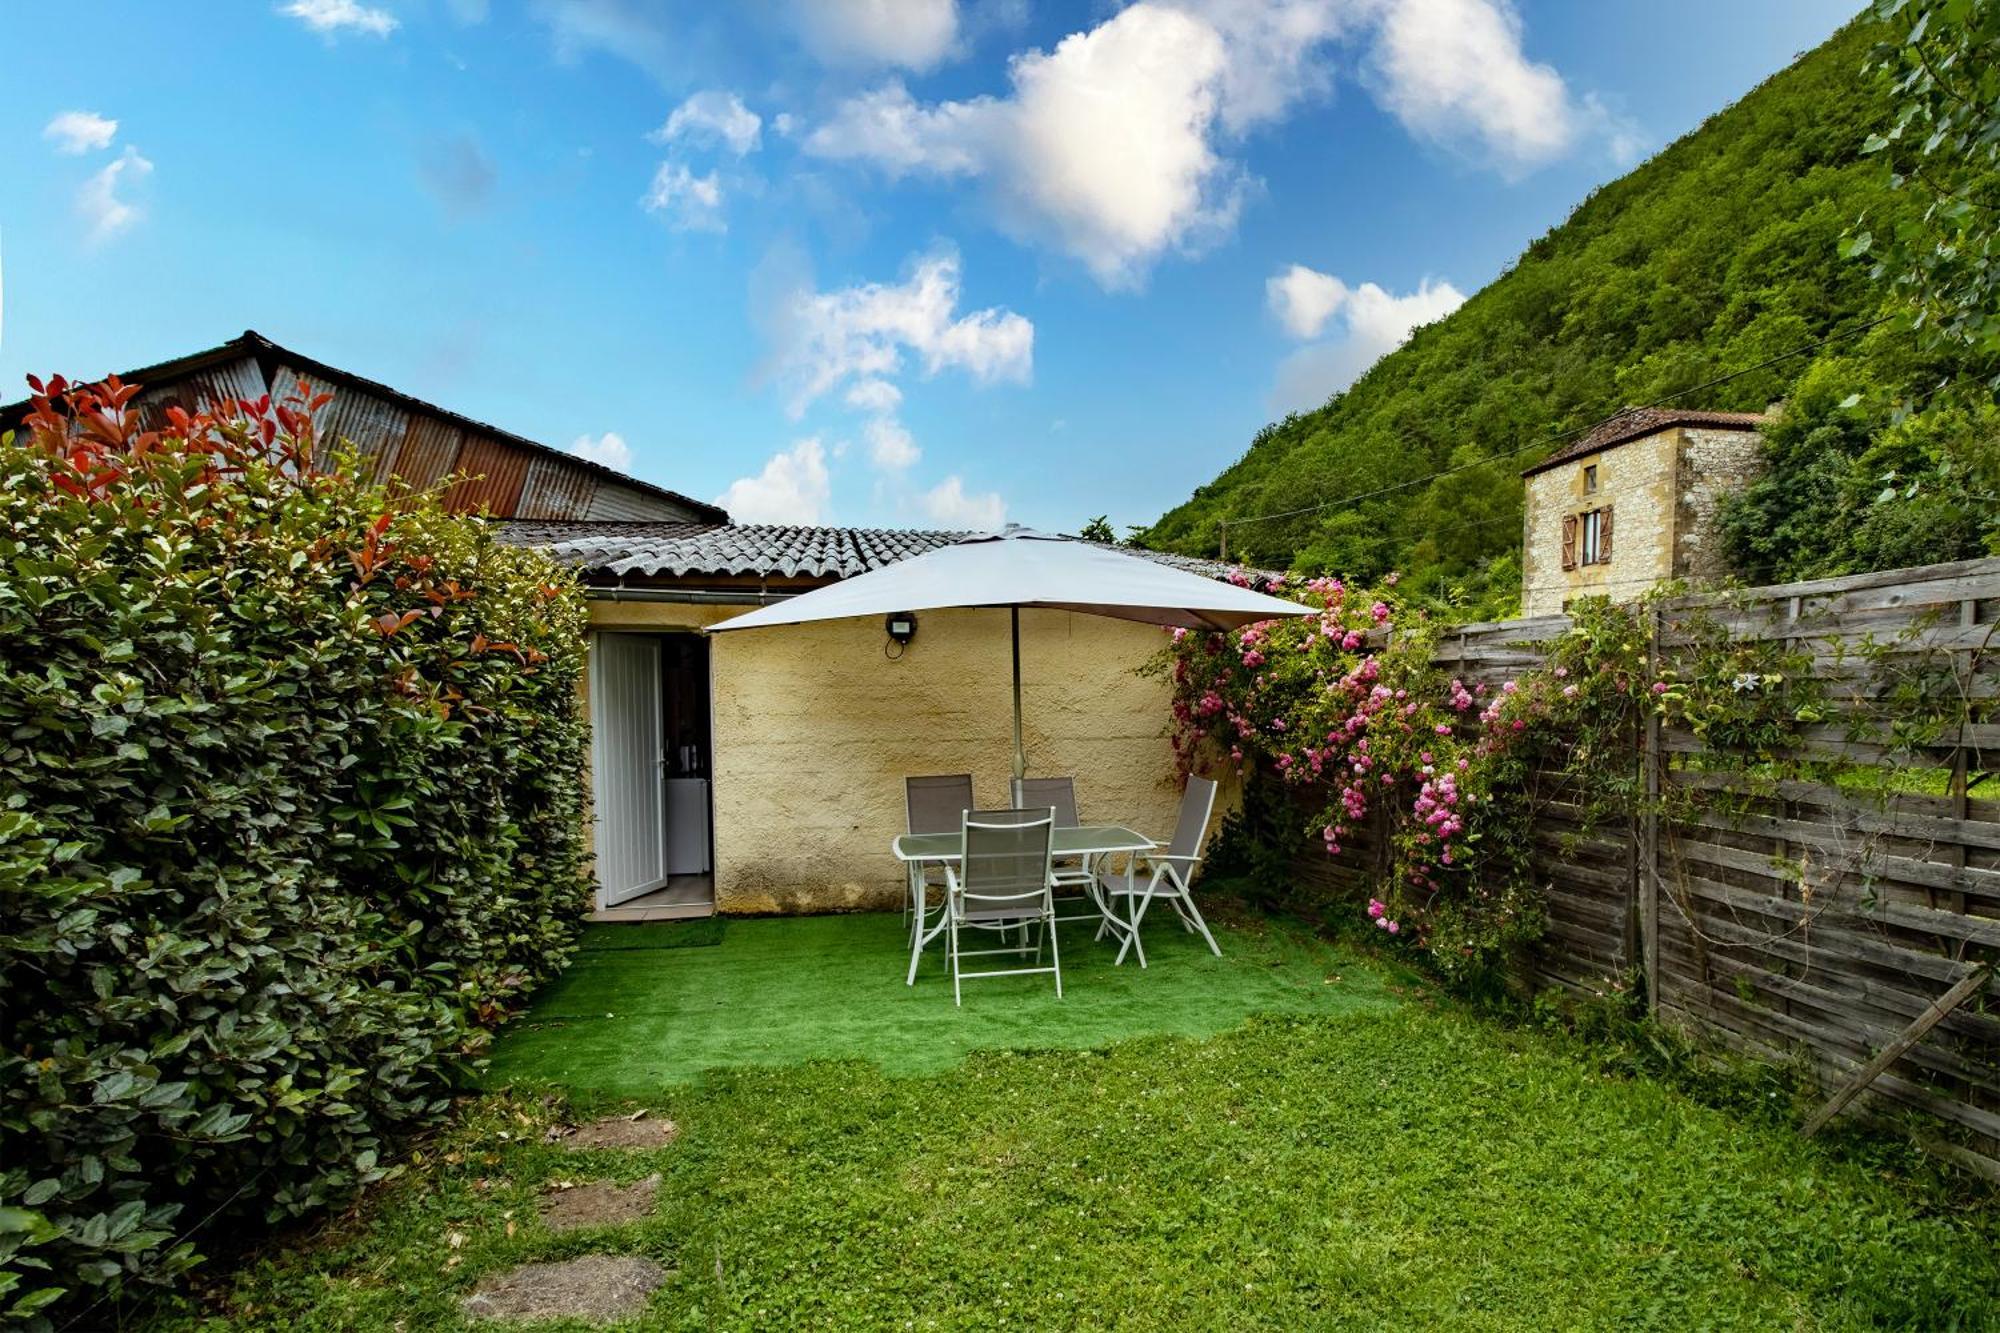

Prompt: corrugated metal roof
xmin=1522 ymin=407 xmax=1767 ymax=478
xmin=130 ymin=353 xmax=269 ymax=427
xmin=497 ymin=521 xmax=1280 ymax=587
xmin=0 ymin=331 xmax=729 ymax=524
xmin=385 ymin=415 xmax=465 ymax=495
xmin=275 ymin=365 xmax=410 ymax=473
xmin=517 ymin=452 xmax=600 ymax=520
xmin=446 ymin=435 xmax=532 ymax=515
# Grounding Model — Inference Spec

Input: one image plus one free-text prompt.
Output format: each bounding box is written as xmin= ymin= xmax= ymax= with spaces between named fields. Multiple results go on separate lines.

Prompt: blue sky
xmin=1 ymin=0 xmax=1854 ymax=533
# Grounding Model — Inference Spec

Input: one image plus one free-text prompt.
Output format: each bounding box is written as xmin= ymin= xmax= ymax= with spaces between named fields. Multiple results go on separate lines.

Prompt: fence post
xmin=1640 ymin=601 xmax=1662 ymax=1016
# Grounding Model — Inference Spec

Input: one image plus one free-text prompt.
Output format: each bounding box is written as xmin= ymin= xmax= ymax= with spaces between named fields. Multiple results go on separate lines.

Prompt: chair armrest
xmin=1138 ymin=849 xmax=1201 ymax=868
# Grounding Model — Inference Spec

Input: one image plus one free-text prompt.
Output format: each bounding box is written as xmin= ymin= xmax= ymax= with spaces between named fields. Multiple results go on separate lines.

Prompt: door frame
xmin=588 ymin=631 xmax=670 ymax=909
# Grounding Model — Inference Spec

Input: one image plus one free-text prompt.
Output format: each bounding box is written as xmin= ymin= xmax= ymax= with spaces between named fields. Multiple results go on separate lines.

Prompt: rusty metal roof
xmin=1521 ymin=407 xmax=1767 ymax=478
xmin=498 ymin=520 xmax=1279 ymax=587
xmin=0 ymin=330 xmax=729 ymax=524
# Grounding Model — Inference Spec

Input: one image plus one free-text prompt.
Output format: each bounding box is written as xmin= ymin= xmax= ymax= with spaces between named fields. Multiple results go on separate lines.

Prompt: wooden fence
xmin=1289 ymin=557 xmax=2000 ymax=1180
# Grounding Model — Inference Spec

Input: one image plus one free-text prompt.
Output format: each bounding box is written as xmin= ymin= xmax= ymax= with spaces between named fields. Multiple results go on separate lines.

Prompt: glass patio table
xmin=893 ymin=825 xmax=1155 ymax=985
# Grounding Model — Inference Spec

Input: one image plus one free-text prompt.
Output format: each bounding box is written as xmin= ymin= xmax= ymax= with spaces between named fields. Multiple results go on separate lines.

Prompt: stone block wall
xmin=1674 ymin=427 xmax=1766 ymax=583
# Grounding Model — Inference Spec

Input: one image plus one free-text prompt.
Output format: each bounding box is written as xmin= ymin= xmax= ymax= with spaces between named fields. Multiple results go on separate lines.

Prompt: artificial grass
xmin=151 ymin=1002 xmax=2000 ymax=1330
xmin=489 ymin=909 xmax=1397 ymax=1091
xmin=577 ymin=918 xmax=728 ymax=951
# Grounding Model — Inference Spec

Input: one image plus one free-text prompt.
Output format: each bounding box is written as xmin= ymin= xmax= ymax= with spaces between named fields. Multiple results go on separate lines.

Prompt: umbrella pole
xmin=1010 ymin=606 xmax=1025 ymax=783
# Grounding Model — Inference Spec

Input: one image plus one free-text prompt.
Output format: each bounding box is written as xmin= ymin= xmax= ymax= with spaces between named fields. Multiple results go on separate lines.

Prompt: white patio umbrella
xmin=708 ymin=527 xmax=1312 ymax=781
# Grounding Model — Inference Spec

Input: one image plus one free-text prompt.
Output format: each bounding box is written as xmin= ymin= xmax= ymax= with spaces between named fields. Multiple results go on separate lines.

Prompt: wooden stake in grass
xmin=1802 ymin=963 xmax=1992 ymax=1138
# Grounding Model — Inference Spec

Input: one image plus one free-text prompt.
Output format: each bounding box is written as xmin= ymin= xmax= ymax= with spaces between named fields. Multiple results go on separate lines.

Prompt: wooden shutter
xmin=1560 ymin=514 xmax=1577 ymax=570
xmin=1599 ymin=505 xmax=1613 ymax=561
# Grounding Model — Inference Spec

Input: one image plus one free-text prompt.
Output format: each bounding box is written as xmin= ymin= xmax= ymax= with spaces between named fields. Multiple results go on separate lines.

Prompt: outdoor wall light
xmin=883 ymin=611 xmax=918 ymax=660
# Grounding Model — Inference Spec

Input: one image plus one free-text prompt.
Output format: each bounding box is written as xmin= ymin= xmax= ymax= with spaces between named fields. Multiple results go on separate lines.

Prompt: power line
xmin=1215 ymin=313 xmax=1896 ymax=557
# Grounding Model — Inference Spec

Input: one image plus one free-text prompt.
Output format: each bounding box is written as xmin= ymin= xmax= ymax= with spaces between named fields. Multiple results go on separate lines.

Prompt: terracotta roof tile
xmin=1521 ymin=407 xmax=1767 ymax=478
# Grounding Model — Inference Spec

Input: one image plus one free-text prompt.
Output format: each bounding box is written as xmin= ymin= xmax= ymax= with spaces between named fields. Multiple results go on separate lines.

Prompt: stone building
xmin=1519 ymin=407 xmax=1767 ymax=617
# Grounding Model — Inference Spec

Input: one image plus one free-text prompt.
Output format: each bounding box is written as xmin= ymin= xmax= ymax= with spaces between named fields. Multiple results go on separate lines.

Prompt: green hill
xmin=1144 ymin=15 xmax=1996 ymax=617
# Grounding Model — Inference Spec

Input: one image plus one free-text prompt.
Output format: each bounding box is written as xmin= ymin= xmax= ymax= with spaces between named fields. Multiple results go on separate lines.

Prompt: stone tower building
xmin=1519 ymin=407 xmax=1766 ymax=617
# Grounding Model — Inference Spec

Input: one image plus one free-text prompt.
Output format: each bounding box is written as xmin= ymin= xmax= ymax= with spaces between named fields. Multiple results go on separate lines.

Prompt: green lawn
xmin=149 ymin=911 xmax=1999 ymax=1331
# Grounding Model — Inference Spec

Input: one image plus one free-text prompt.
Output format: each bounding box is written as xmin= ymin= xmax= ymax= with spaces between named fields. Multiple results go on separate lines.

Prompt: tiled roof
xmin=1521 ymin=407 xmax=1767 ymax=478
xmin=497 ymin=520 xmax=1276 ymax=586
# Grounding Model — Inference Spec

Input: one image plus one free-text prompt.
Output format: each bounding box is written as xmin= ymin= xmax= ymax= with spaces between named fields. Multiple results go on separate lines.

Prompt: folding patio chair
xmin=905 ymin=774 xmax=974 ymax=913
xmin=904 ymin=774 xmax=974 ymax=983
xmin=944 ymin=808 xmax=1060 ymax=1006
xmin=1096 ymin=775 xmax=1221 ymax=967
xmin=1011 ymin=775 xmax=1095 ymax=914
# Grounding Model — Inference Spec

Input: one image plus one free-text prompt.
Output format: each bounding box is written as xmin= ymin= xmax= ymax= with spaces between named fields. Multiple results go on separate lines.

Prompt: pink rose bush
xmin=1162 ymin=584 xmax=1684 ymax=976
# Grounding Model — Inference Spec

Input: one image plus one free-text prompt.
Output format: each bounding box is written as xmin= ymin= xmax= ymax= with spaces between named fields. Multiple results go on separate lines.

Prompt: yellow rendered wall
xmin=585 ymin=598 xmax=1225 ymax=914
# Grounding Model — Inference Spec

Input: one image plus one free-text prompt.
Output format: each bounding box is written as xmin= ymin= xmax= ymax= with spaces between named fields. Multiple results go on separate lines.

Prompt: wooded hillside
xmin=1144 ymin=15 xmax=1997 ymax=618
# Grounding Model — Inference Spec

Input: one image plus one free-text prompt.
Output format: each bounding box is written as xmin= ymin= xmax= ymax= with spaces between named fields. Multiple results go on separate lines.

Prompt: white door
xmin=591 ymin=634 xmax=669 ymax=906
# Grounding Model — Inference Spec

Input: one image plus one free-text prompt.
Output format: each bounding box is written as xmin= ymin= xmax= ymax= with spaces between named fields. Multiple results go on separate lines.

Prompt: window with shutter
xmin=1599 ymin=504 xmax=1613 ymax=561
xmin=1560 ymin=514 xmax=1577 ymax=570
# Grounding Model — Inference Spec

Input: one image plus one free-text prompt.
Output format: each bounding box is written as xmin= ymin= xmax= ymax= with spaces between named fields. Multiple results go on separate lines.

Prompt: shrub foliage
xmin=0 ymin=376 xmax=591 ymax=1323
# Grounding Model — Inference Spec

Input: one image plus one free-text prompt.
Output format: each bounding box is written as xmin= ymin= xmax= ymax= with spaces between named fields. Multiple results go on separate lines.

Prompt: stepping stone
xmin=538 ymin=1174 xmax=661 ymax=1232
xmin=461 ymin=1254 xmax=666 ymax=1323
xmin=562 ymin=1113 xmax=679 ymax=1149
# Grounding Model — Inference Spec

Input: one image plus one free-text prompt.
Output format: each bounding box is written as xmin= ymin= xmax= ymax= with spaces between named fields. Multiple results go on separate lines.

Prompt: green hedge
xmin=0 ymin=381 xmax=591 ymax=1325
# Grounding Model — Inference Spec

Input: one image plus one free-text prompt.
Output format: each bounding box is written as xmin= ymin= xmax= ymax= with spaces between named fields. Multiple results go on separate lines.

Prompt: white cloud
xmin=806 ymin=5 xmax=1238 ymax=288
xmin=529 ymin=0 xmax=679 ymax=82
xmin=280 ymin=0 xmax=400 ymax=37
xmin=1160 ymin=0 xmax=1352 ymax=133
xmin=804 ymin=82 xmax=985 ymax=177
xmin=77 ymin=147 xmax=153 ymax=243
xmin=43 ymin=111 xmax=117 ymax=155
xmin=641 ymin=162 xmax=726 ymax=232
xmin=918 ymin=475 xmax=1006 ymax=530
xmin=1270 ymin=274 xmax=1464 ymax=411
xmin=844 ymin=378 xmax=903 ymax=412
xmin=1365 ymin=0 xmax=1577 ymax=173
xmin=771 ymin=248 xmax=1032 ymax=414
xmin=652 ymin=90 xmax=762 ymax=156
xmin=1266 ymin=263 xmax=1347 ymax=339
xmin=1585 ymin=92 xmax=1648 ymax=167
xmin=864 ymin=416 xmax=921 ymax=470
xmin=794 ymin=0 xmax=959 ymax=71
xmin=806 ymin=0 xmax=1602 ymax=283
xmin=568 ymin=431 xmax=633 ymax=472
xmin=716 ymin=438 xmax=832 ymax=525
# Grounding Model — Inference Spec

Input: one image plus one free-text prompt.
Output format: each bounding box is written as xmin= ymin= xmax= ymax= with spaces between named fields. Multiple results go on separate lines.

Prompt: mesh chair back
xmin=1163 ymin=776 xmax=1219 ymax=867
xmin=1011 ymin=776 xmax=1079 ymax=827
xmin=906 ymin=774 xmax=974 ymax=835
xmin=960 ymin=809 xmax=1054 ymax=911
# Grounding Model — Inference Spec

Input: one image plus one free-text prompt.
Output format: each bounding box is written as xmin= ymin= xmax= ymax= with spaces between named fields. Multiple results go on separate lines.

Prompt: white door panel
xmin=591 ymin=634 xmax=668 ymax=906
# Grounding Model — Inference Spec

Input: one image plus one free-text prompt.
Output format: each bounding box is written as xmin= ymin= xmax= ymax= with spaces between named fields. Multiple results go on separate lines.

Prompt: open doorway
xmin=588 ymin=631 xmax=715 ymax=920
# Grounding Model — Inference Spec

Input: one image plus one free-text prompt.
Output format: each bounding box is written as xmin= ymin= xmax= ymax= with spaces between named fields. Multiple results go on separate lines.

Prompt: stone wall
xmin=584 ymin=598 xmax=1226 ymax=914
xmin=1674 ymin=427 xmax=1765 ymax=583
